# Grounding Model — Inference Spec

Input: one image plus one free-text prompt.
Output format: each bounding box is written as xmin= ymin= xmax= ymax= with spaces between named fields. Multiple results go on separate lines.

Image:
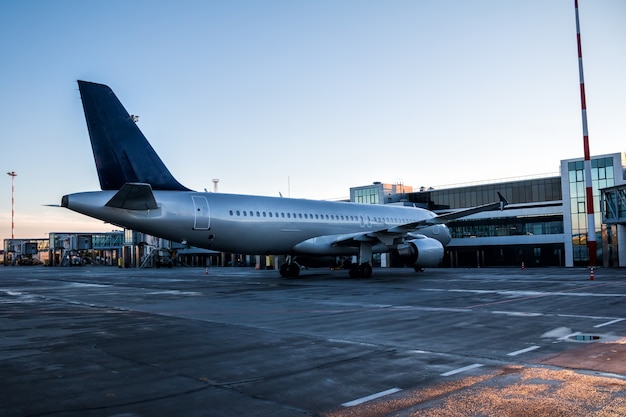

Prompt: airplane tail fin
xmin=77 ymin=80 xmax=189 ymax=191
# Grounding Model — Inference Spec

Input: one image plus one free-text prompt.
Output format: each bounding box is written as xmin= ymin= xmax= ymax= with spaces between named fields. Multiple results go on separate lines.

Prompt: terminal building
xmin=4 ymin=152 xmax=625 ymax=269
xmin=350 ymin=152 xmax=625 ymax=268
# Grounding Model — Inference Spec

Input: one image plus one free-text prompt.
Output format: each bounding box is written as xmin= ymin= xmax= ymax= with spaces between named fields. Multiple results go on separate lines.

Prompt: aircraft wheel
xmin=349 ymin=264 xmax=359 ymax=278
xmin=348 ymin=263 xmax=372 ymax=278
xmin=358 ymin=262 xmax=372 ymax=278
xmin=288 ymin=262 xmax=300 ymax=277
xmin=279 ymin=262 xmax=300 ymax=278
xmin=279 ymin=263 xmax=290 ymax=277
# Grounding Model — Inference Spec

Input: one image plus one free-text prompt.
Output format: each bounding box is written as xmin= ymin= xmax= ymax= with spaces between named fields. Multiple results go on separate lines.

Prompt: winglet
xmin=497 ymin=192 xmax=508 ymax=211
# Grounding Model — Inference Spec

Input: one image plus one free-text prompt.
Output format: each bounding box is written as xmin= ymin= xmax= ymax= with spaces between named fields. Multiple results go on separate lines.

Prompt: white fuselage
xmin=63 ymin=191 xmax=452 ymax=256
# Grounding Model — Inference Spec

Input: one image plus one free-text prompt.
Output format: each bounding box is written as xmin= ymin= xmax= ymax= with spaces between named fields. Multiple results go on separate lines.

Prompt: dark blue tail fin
xmin=77 ymin=81 xmax=189 ymax=191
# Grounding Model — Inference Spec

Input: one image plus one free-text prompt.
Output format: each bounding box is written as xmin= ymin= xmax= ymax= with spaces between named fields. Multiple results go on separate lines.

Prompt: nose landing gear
xmin=279 ymin=260 xmax=300 ymax=278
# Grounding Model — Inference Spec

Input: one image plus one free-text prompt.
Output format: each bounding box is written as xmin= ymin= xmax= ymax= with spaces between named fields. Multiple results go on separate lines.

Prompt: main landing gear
xmin=280 ymin=241 xmax=375 ymax=279
xmin=348 ymin=262 xmax=372 ymax=278
xmin=347 ymin=242 xmax=374 ymax=278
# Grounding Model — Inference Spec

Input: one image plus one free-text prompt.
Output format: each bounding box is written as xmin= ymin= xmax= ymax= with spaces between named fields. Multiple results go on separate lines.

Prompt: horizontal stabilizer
xmin=105 ymin=183 xmax=158 ymax=210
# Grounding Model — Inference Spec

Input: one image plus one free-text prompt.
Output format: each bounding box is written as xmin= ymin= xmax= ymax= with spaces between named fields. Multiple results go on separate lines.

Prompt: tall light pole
xmin=7 ymin=171 xmax=16 ymax=239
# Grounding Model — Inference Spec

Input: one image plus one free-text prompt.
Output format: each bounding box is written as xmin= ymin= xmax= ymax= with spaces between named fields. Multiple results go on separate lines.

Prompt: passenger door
xmin=192 ymin=196 xmax=210 ymax=230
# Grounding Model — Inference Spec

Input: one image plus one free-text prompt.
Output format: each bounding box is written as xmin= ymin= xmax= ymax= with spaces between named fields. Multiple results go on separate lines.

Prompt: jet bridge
xmin=601 ymin=184 xmax=626 ymax=267
xmin=602 ymin=185 xmax=626 ymax=225
xmin=48 ymin=232 xmax=123 ymax=266
xmin=49 ymin=233 xmax=93 ymax=266
xmin=3 ymin=239 xmax=42 ymax=265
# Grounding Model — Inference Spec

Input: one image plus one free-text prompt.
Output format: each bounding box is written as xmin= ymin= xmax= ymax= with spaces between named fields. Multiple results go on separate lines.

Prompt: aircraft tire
xmin=358 ymin=262 xmax=373 ymax=278
xmin=288 ymin=262 xmax=300 ymax=277
xmin=349 ymin=264 xmax=358 ymax=278
xmin=279 ymin=262 xmax=300 ymax=278
xmin=348 ymin=263 xmax=372 ymax=278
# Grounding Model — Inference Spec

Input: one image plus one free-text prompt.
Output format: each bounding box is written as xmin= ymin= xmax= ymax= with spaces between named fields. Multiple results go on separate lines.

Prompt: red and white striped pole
xmin=574 ymin=0 xmax=596 ymax=266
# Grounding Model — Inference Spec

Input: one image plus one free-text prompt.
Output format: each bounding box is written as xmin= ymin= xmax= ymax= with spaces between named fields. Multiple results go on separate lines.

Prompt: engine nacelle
xmin=395 ymin=237 xmax=444 ymax=268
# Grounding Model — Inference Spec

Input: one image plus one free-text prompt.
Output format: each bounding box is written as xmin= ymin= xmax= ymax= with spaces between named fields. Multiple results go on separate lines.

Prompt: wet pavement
xmin=1 ymin=266 xmax=625 ymax=416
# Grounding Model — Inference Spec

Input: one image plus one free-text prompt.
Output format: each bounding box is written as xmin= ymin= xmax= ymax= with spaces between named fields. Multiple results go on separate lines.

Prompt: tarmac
xmin=1 ymin=265 xmax=626 ymax=416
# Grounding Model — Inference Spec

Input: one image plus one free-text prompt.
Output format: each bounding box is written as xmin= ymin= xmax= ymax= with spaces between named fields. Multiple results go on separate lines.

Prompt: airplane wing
xmin=329 ymin=226 xmax=430 ymax=249
xmin=316 ymin=192 xmax=509 ymax=249
xmin=425 ymin=192 xmax=509 ymax=224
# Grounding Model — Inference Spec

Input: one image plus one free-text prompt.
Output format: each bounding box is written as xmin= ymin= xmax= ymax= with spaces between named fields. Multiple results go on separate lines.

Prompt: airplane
xmin=62 ymin=81 xmax=507 ymax=278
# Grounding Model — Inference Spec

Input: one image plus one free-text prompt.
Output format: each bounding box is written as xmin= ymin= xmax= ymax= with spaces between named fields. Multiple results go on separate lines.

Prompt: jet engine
xmin=395 ymin=236 xmax=444 ymax=268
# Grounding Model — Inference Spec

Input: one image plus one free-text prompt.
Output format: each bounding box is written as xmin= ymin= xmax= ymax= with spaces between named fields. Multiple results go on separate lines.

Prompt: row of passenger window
xmin=227 ymin=209 xmax=413 ymax=225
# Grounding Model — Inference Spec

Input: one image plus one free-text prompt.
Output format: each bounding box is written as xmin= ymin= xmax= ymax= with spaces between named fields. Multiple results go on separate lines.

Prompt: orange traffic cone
xmin=205 ymin=267 xmax=208 ymax=275
xmin=521 ymin=262 xmax=525 ymax=271
xmin=590 ymin=267 xmax=595 ymax=281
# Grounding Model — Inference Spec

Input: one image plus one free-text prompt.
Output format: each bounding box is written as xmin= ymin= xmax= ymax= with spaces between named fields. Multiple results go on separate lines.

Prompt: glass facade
xmin=449 ymin=216 xmax=563 ymax=238
xmin=568 ymin=157 xmax=615 ymax=263
xmin=409 ymin=177 xmax=562 ymax=209
xmin=353 ymin=187 xmax=380 ymax=204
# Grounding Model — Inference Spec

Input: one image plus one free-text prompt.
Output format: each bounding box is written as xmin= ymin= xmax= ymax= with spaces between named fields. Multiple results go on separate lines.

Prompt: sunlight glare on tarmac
xmin=326 ymin=366 xmax=626 ymax=417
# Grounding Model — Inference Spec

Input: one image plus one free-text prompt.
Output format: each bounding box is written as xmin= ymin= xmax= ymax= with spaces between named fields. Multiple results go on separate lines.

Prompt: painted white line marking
xmin=446 ymin=289 xmax=626 ymax=298
xmin=440 ymin=363 xmax=483 ymax=377
xmin=492 ymin=311 xmax=543 ymax=317
xmin=507 ymin=345 xmax=541 ymax=356
xmin=559 ymin=314 xmax=618 ymax=320
xmin=594 ymin=318 xmax=625 ymax=328
xmin=342 ymin=388 xmax=402 ymax=407
xmin=394 ymin=305 xmax=471 ymax=313
xmin=327 ymin=339 xmax=378 ymax=347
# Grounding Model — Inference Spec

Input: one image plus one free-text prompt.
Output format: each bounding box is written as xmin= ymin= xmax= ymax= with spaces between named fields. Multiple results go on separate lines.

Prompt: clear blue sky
xmin=1 ymin=0 xmax=624 ymax=239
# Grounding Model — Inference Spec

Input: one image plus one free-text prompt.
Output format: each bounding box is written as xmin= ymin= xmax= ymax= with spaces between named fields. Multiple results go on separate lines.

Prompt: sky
xmin=0 ymin=0 xmax=625 ymax=240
